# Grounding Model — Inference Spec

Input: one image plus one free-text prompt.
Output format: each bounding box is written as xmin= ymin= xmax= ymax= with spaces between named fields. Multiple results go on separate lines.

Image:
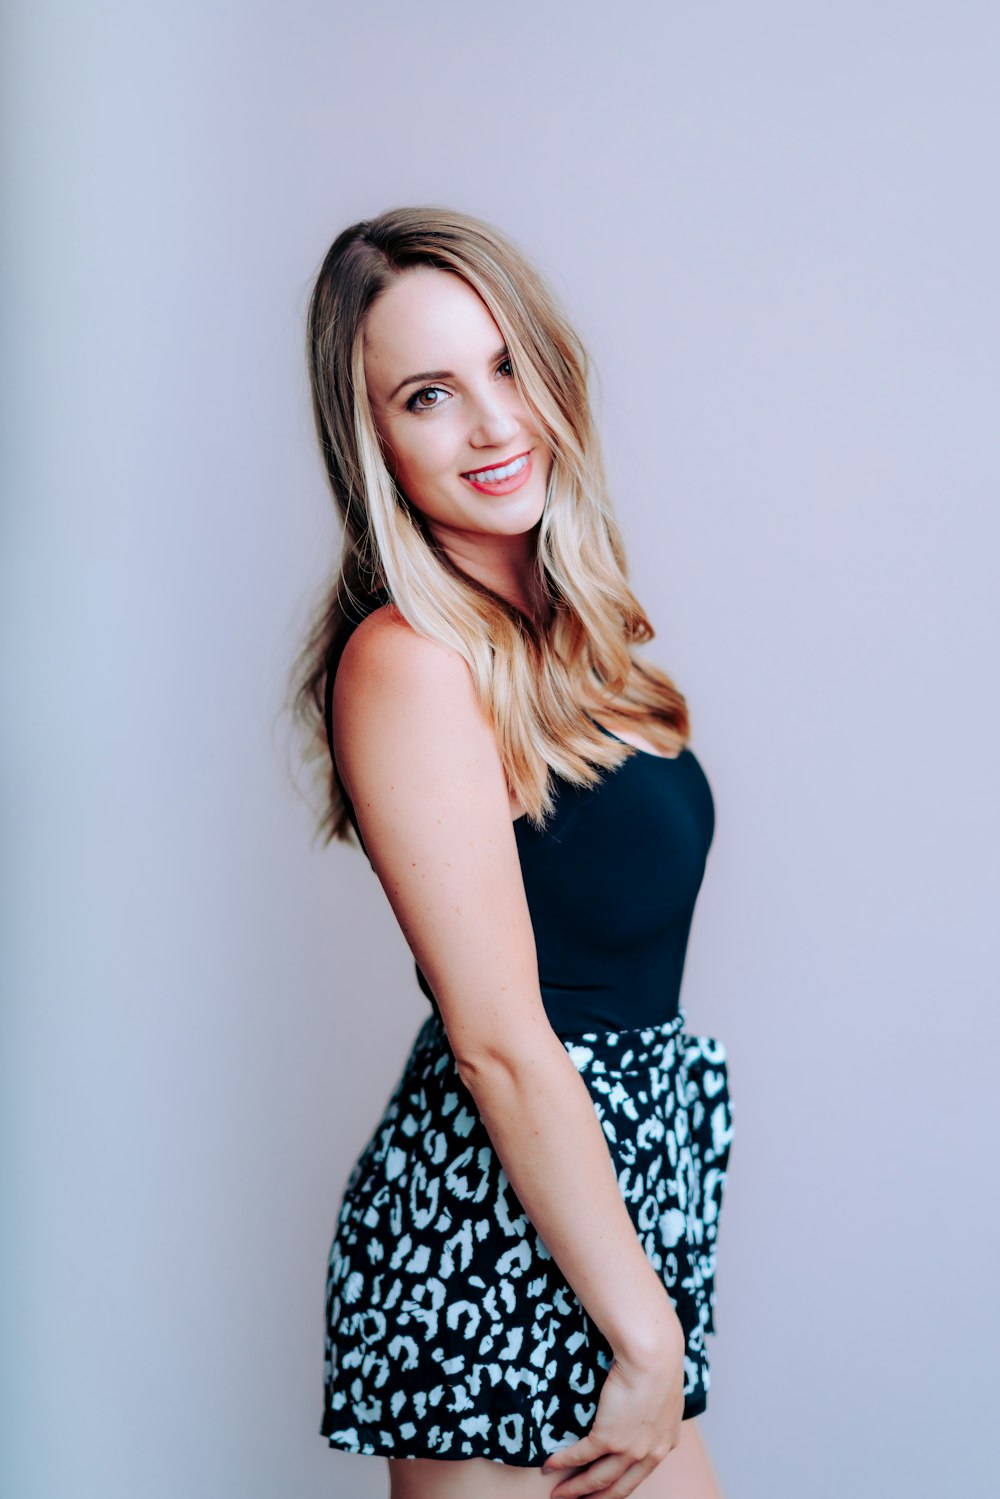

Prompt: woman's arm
xmin=332 ymin=607 xmax=682 ymax=1369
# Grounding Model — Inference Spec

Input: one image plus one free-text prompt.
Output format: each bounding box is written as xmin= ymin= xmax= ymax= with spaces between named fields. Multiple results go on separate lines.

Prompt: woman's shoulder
xmin=332 ymin=604 xmax=483 ymax=782
xmin=337 ymin=601 xmax=468 ymax=690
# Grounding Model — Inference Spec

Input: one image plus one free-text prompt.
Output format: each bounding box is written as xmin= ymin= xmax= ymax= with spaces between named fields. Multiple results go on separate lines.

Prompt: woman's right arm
xmin=332 ymin=608 xmax=685 ymax=1485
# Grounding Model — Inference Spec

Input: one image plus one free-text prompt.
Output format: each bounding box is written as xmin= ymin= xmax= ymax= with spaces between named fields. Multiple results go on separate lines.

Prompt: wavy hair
xmin=287 ymin=205 xmax=691 ymax=846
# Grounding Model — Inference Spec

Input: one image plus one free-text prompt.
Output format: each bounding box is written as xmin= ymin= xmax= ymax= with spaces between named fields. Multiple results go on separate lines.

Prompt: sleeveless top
xmin=324 ymin=630 xmax=715 ymax=1037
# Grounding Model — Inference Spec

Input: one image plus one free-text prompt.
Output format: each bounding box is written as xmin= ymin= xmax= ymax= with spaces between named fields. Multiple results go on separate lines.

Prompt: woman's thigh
xmin=386 ymin=1417 xmax=724 ymax=1499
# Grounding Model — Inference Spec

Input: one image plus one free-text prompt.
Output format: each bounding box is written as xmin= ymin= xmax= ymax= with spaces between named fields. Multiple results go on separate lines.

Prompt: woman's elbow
xmin=451 ymin=1015 xmax=557 ymax=1091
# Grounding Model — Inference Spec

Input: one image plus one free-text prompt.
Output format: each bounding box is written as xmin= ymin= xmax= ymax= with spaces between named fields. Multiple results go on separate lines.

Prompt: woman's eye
xmin=405 ymin=360 xmax=513 ymax=414
xmin=406 ymin=386 xmax=447 ymax=413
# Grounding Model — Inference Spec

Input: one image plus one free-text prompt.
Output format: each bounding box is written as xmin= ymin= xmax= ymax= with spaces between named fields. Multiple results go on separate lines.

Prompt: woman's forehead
xmin=364 ymin=269 xmax=502 ymax=383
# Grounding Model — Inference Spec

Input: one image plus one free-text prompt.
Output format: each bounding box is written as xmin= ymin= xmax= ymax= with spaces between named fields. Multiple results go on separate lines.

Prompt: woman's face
xmin=362 ymin=267 xmax=553 ymax=557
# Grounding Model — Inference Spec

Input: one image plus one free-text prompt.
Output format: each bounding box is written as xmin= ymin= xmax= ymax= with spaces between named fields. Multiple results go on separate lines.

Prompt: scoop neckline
xmin=512 ymin=719 xmax=687 ymax=827
xmin=587 ymin=714 xmax=685 ymax=761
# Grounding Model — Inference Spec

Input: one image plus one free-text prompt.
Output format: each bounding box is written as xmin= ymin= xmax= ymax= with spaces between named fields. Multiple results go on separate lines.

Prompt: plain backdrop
xmin=3 ymin=3 xmax=998 ymax=1497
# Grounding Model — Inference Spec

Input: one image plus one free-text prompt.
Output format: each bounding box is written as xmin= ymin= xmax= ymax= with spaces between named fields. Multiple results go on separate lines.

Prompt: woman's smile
xmin=460 ymin=449 xmax=533 ymax=495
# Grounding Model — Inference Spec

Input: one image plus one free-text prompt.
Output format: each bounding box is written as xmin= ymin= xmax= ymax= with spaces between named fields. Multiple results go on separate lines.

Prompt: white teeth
xmin=465 ymin=453 xmax=528 ymax=483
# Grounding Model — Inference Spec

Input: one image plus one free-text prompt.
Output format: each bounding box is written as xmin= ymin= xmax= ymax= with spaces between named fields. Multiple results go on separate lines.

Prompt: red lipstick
xmin=461 ymin=449 xmax=533 ymax=496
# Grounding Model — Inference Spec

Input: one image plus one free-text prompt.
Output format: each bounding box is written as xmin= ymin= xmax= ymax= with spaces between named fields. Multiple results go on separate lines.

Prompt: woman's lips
xmin=461 ymin=450 xmax=533 ymax=495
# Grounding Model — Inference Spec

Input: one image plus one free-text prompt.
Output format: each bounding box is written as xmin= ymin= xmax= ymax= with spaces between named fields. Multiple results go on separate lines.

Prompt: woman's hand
xmin=541 ymin=1322 xmax=686 ymax=1498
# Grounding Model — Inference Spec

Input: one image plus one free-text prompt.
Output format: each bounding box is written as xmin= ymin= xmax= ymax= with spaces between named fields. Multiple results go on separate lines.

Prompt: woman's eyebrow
xmin=388 ymin=346 xmax=509 ymax=402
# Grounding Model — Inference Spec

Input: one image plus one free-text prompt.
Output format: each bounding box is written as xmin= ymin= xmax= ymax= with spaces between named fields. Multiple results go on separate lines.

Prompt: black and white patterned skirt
xmin=319 ymin=1005 xmax=734 ymax=1467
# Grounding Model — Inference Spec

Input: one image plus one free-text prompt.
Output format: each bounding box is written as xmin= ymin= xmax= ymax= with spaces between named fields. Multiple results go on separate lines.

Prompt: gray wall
xmin=3 ymin=3 xmax=997 ymax=1496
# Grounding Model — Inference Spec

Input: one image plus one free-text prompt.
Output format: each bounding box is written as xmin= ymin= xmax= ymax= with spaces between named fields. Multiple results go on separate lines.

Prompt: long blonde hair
xmin=288 ymin=205 xmax=691 ymax=845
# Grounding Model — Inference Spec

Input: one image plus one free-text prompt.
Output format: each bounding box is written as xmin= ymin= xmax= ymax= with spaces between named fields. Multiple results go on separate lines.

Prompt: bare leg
xmin=629 ymin=1419 xmax=724 ymax=1499
xmin=386 ymin=1416 xmax=724 ymax=1499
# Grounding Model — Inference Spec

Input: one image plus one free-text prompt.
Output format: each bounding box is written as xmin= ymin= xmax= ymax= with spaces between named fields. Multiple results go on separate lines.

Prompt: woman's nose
xmin=467 ymin=388 xmax=520 ymax=447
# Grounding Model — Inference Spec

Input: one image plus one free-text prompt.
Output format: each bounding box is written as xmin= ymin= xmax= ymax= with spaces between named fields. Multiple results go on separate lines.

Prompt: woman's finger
xmin=549 ymin=1452 xmax=630 ymax=1498
xmin=591 ymin=1457 xmax=660 ymax=1499
xmin=542 ymin=1433 xmax=605 ymax=1473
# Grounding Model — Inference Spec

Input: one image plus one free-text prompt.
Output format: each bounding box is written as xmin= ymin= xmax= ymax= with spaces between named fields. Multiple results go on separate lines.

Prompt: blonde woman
xmin=291 ymin=206 xmax=735 ymax=1498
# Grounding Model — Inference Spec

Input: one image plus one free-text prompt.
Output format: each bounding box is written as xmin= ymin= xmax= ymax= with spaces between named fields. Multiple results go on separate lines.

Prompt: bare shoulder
xmin=332 ymin=602 xmax=490 ymax=804
xmin=336 ymin=601 xmax=466 ymax=693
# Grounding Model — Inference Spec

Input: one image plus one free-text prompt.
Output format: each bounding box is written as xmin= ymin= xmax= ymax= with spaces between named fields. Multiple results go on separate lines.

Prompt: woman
xmin=290 ymin=206 xmax=734 ymax=1498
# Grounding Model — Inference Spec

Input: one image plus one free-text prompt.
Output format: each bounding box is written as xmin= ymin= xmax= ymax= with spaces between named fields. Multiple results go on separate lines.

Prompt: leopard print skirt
xmin=319 ymin=1006 xmax=734 ymax=1467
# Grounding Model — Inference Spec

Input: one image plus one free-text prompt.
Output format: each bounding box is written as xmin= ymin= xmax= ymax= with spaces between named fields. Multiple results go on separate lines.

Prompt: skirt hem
xmin=319 ymin=1387 xmax=709 ymax=1466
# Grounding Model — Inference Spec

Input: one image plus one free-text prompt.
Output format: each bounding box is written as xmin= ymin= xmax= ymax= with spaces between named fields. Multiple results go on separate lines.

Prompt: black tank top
xmin=324 ymin=646 xmax=715 ymax=1036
